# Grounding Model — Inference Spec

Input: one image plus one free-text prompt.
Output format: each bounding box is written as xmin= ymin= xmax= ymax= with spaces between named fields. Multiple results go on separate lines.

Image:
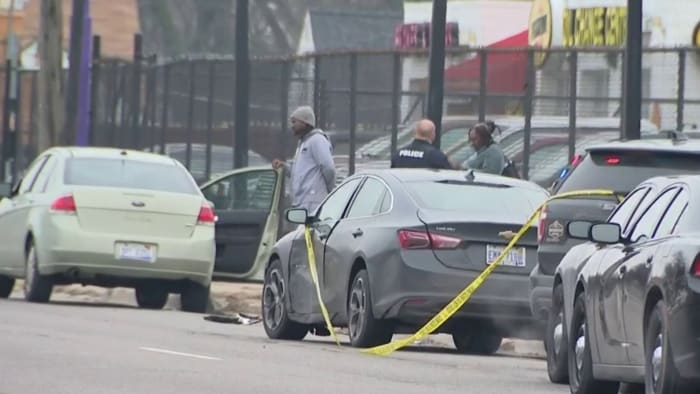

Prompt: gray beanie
xmin=291 ymin=105 xmax=316 ymax=127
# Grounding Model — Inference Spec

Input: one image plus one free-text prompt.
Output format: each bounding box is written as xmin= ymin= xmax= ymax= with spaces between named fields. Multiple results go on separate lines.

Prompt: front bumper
xmin=37 ymin=215 xmax=216 ymax=287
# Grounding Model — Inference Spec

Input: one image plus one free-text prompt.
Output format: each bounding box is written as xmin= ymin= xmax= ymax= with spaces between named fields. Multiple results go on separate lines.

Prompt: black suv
xmin=527 ymin=133 xmax=700 ymax=383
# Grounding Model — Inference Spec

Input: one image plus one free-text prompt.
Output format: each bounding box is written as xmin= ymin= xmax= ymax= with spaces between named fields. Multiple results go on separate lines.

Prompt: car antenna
xmin=465 ymin=169 xmax=475 ymax=182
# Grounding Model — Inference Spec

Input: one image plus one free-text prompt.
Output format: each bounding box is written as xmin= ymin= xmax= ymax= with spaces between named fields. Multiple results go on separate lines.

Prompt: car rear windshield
xmin=64 ymin=158 xmax=200 ymax=195
xmin=405 ymin=180 xmax=548 ymax=216
xmin=558 ymin=150 xmax=700 ymax=194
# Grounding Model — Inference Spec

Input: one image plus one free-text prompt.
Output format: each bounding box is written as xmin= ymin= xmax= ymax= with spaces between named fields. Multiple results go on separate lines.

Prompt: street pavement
xmin=0 ymin=291 xmax=569 ymax=394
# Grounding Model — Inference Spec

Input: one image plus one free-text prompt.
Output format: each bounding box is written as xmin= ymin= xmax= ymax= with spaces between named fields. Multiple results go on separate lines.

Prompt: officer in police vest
xmin=390 ymin=119 xmax=452 ymax=170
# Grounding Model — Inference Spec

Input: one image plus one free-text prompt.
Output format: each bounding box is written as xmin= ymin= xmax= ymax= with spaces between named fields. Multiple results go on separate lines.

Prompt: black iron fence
xmin=3 ymin=45 xmax=700 ymax=185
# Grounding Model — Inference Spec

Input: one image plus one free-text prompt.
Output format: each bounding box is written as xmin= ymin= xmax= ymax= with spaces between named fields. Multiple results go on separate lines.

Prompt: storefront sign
xmin=694 ymin=22 xmax=700 ymax=47
xmin=562 ymin=6 xmax=627 ymax=47
xmin=394 ymin=22 xmax=460 ymax=50
xmin=528 ymin=0 xmax=553 ymax=67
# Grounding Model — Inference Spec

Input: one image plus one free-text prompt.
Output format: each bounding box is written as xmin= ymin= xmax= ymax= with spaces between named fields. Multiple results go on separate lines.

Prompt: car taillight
xmin=606 ymin=156 xmax=621 ymax=165
xmin=197 ymin=205 xmax=216 ymax=224
xmin=691 ymin=253 xmax=700 ymax=276
xmin=537 ymin=205 xmax=548 ymax=243
xmin=398 ymin=229 xmax=461 ymax=250
xmin=50 ymin=195 xmax=76 ymax=213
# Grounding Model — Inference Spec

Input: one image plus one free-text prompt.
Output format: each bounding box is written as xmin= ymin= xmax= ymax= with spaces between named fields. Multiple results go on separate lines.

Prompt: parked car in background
xmin=0 ymin=147 xmax=216 ymax=312
xmin=262 ymin=169 xmax=548 ymax=351
xmin=558 ymin=175 xmax=700 ymax=394
xmin=531 ymin=133 xmax=700 ymax=383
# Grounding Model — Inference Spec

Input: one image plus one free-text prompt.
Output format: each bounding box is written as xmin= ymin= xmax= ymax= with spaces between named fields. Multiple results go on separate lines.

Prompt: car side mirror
xmin=589 ymin=223 xmax=622 ymax=244
xmin=285 ymin=208 xmax=310 ymax=225
xmin=567 ymin=221 xmax=593 ymax=240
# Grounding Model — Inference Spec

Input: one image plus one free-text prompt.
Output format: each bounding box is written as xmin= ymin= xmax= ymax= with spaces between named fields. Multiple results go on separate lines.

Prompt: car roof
xmin=361 ymin=168 xmax=547 ymax=191
xmin=584 ymin=138 xmax=700 ymax=154
xmin=51 ymin=146 xmax=178 ymax=165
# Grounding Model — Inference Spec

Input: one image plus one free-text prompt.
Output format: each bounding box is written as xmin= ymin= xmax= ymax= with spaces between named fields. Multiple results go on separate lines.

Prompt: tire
xmin=452 ymin=323 xmax=502 ymax=355
xmin=347 ymin=269 xmax=393 ymax=348
xmin=181 ymin=282 xmax=210 ymax=313
xmin=262 ymin=259 xmax=308 ymax=340
xmin=0 ymin=275 xmax=15 ymax=298
xmin=568 ymin=292 xmax=619 ymax=394
xmin=645 ymin=300 xmax=685 ymax=394
xmin=135 ymin=285 xmax=168 ymax=309
xmin=545 ymin=283 xmax=569 ymax=384
xmin=24 ymin=242 xmax=53 ymax=303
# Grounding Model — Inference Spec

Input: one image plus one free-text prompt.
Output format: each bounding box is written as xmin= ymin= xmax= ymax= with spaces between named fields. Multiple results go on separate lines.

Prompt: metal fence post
xmin=159 ymin=64 xmax=170 ymax=155
xmin=1 ymin=60 xmax=14 ymax=182
xmin=89 ymin=35 xmax=101 ymax=146
xmin=349 ymin=54 xmax=357 ymax=176
xmin=478 ymin=48 xmax=487 ymax=122
xmin=522 ymin=49 xmax=535 ymax=180
xmin=118 ymin=64 xmax=129 ymax=148
xmin=205 ymin=60 xmax=216 ymax=180
xmin=131 ymin=34 xmax=143 ymax=149
xmin=313 ymin=55 xmax=321 ymax=123
xmin=568 ymin=50 xmax=578 ymax=161
xmin=147 ymin=56 xmax=158 ymax=152
xmin=677 ymin=49 xmax=686 ymax=131
xmin=186 ymin=60 xmax=196 ymax=170
xmin=390 ymin=52 xmax=401 ymax=157
xmin=280 ymin=60 xmax=290 ymax=159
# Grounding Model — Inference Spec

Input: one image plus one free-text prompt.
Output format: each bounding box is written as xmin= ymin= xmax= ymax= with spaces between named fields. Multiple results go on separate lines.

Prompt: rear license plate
xmin=486 ymin=244 xmax=526 ymax=267
xmin=115 ymin=242 xmax=157 ymax=263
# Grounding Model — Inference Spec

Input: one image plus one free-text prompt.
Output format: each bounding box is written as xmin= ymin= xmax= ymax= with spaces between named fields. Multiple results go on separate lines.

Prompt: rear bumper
xmin=36 ymin=215 xmax=215 ymax=287
xmin=670 ymin=298 xmax=700 ymax=381
xmin=371 ymin=250 xmax=541 ymax=338
xmin=528 ymin=263 xmax=554 ymax=320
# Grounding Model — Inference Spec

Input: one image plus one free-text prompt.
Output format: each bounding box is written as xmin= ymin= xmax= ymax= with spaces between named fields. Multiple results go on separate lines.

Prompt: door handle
xmin=646 ymin=256 xmax=653 ymax=265
xmin=619 ymin=265 xmax=627 ymax=276
xmin=352 ymin=228 xmax=364 ymax=238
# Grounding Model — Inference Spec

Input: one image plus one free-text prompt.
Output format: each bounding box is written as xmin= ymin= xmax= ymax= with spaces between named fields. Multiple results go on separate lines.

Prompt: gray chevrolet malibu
xmin=262 ymin=169 xmax=549 ymax=353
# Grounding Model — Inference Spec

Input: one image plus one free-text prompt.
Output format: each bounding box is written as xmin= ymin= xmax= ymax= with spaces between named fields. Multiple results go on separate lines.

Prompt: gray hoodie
xmin=284 ymin=129 xmax=336 ymax=213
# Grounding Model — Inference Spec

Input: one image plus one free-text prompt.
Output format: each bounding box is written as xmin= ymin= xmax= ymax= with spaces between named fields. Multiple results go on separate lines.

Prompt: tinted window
xmin=608 ymin=187 xmax=649 ymax=235
xmin=559 ymin=151 xmax=700 ymax=194
xmin=65 ymin=158 xmax=199 ymax=195
xmin=316 ymin=178 xmax=362 ymax=222
xmin=30 ymin=156 xmax=59 ymax=193
xmin=654 ymin=190 xmax=689 ymax=237
xmin=629 ymin=188 xmax=679 ymax=243
xmin=405 ymin=181 xmax=548 ymax=217
xmin=347 ymin=178 xmax=390 ymax=218
xmin=19 ymin=155 xmax=50 ymax=194
xmin=202 ymin=170 xmax=277 ymax=210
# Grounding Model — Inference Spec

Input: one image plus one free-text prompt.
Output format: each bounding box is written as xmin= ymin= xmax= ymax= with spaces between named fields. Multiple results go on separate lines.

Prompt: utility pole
xmin=65 ymin=0 xmax=87 ymax=146
xmin=1 ymin=0 xmax=18 ymax=181
xmin=38 ymin=0 xmax=65 ymax=152
xmin=622 ymin=0 xmax=643 ymax=140
xmin=233 ymin=0 xmax=249 ymax=168
xmin=426 ymin=0 xmax=447 ymax=149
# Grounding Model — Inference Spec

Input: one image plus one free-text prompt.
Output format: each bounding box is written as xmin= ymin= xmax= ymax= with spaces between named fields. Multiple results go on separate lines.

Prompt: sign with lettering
xmin=528 ymin=0 xmax=553 ymax=68
xmin=394 ymin=22 xmax=460 ymax=50
xmin=562 ymin=6 xmax=627 ymax=47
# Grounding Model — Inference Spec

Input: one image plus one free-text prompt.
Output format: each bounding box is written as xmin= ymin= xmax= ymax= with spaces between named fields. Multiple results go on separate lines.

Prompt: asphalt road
xmin=0 ymin=295 xmax=568 ymax=394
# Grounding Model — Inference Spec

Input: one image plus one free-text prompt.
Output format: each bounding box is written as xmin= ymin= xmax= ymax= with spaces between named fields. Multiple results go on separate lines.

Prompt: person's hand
xmin=272 ymin=159 xmax=284 ymax=169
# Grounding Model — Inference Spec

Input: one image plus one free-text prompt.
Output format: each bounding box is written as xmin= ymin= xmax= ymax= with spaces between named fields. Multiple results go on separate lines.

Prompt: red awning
xmin=444 ymin=30 xmax=528 ymax=93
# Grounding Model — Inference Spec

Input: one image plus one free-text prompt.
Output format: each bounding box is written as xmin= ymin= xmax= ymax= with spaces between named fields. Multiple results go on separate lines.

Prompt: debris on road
xmin=203 ymin=313 xmax=261 ymax=325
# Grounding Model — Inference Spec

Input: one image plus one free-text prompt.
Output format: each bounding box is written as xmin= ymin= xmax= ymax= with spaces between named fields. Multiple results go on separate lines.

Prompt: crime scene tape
xmin=302 ymin=189 xmax=624 ymax=355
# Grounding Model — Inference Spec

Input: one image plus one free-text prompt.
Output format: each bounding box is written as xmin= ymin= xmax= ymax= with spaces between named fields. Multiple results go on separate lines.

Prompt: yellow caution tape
xmin=303 ymin=226 xmax=341 ymax=346
xmin=301 ymin=189 xmax=624 ymax=355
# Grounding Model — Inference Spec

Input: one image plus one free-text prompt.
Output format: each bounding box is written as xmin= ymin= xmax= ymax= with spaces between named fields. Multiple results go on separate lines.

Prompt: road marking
xmin=139 ymin=347 xmax=222 ymax=361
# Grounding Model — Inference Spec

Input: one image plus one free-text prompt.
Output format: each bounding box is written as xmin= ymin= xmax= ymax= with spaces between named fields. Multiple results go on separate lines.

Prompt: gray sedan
xmin=262 ymin=169 xmax=549 ymax=352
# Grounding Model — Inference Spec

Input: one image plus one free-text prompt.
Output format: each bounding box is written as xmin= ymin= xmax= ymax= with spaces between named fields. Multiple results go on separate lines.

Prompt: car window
xmin=654 ymin=189 xmax=689 ymax=237
xmin=29 ymin=155 xmax=59 ymax=193
xmin=608 ymin=187 xmax=650 ymax=235
xmin=202 ymin=169 xmax=277 ymax=211
xmin=19 ymin=154 xmax=51 ymax=194
xmin=316 ymin=178 xmax=362 ymax=222
xmin=629 ymin=188 xmax=680 ymax=243
xmin=64 ymin=158 xmax=200 ymax=195
xmin=558 ymin=151 xmax=700 ymax=194
xmin=346 ymin=177 xmax=391 ymax=218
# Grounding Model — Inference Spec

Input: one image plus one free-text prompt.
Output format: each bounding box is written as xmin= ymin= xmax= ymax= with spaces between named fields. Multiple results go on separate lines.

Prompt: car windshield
xmin=405 ymin=180 xmax=548 ymax=217
xmin=558 ymin=150 xmax=700 ymax=194
xmin=64 ymin=157 xmax=200 ymax=195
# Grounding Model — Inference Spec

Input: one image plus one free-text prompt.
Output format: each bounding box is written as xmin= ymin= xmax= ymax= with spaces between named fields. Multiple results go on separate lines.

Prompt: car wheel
xmin=545 ymin=283 xmax=569 ymax=384
xmin=645 ymin=300 xmax=685 ymax=394
xmin=0 ymin=275 xmax=15 ymax=298
xmin=135 ymin=285 xmax=168 ymax=309
xmin=568 ymin=292 xmax=619 ymax=394
xmin=452 ymin=323 xmax=502 ymax=355
xmin=24 ymin=242 xmax=53 ymax=303
xmin=181 ymin=282 xmax=210 ymax=313
xmin=262 ymin=259 xmax=308 ymax=340
xmin=347 ymin=269 xmax=392 ymax=348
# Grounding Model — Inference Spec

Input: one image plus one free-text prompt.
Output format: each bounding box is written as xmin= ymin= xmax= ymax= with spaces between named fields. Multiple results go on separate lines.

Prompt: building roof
xmin=308 ymin=8 xmax=401 ymax=52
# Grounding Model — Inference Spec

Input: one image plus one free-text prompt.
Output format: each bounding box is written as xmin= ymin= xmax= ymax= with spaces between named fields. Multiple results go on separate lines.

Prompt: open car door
xmin=200 ymin=166 xmax=285 ymax=281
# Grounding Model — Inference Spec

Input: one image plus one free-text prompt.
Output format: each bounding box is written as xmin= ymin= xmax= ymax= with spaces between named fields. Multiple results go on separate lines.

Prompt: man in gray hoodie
xmin=272 ymin=106 xmax=336 ymax=215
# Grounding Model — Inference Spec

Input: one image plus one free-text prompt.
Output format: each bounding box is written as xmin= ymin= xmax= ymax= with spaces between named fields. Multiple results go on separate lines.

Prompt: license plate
xmin=486 ymin=244 xmax=526 ymax=267
xmin=115 ymin=242 xmax=157 ymax=263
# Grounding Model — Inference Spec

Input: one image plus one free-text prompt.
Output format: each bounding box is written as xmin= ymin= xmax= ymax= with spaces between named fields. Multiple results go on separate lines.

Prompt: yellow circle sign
xmin=528 ymin=0 xmax=553 ymax=68
xmin=694 ymin=22 xmax=700 ymax=47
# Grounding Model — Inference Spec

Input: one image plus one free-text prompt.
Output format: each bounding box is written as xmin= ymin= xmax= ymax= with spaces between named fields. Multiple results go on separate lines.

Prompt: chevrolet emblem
xmin=498 ymin=230 xmax=517 ymax=240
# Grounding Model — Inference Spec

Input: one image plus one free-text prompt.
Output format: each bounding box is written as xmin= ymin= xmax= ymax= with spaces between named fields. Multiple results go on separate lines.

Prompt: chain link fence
xmin=1 ymin=46 xmax=699 ymax=185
